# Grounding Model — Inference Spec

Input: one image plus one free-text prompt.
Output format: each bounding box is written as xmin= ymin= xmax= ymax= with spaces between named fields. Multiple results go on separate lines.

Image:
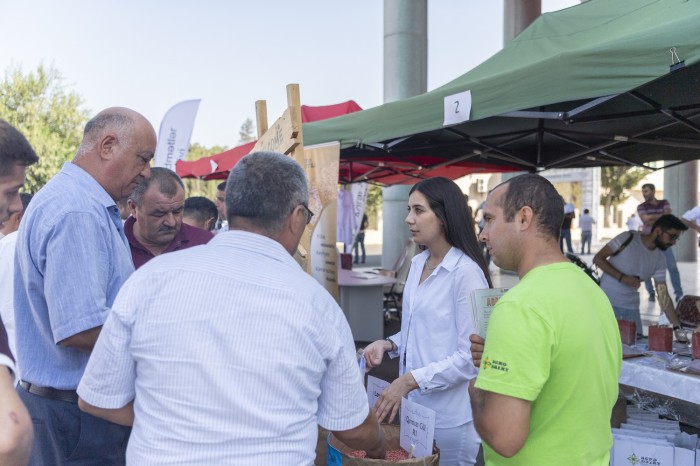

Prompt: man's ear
xmin=99 ymin=134 xmax=118 ymax=160
xmin=205 ymin=217 xmax=216 ymax=231
xmin=127 ymin=198 xmax=137 ymax=216
xmin=517 ymin=206 xmax=534 ymax=231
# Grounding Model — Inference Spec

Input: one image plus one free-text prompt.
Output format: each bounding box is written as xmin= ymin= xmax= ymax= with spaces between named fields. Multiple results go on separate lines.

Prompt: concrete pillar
xmin=499 ymin=0 xmax=541 ymax=185
xmin=664 ymin=161 xmax=698 ymax=262
xmin=381 ymin=0 xmax=427 ymax=269
xmin=503 ymin=0 xmax=541 ymax=45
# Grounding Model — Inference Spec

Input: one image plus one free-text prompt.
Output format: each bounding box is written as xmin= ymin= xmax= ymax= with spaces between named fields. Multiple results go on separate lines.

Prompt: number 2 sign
xmin=443 ymin=90 xmax=472 ymax=126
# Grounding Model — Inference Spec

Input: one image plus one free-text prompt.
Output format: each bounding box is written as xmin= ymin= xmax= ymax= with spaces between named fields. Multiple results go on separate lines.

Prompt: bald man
xmin=14 ymin=107 xmax=156 ymax=465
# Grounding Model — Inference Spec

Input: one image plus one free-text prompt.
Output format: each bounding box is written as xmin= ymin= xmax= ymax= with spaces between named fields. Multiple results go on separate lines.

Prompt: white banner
xmin=153 ymin=99 xmax=201 ymax=171
xmin=350 ymin=182 xmax=369 ymax=239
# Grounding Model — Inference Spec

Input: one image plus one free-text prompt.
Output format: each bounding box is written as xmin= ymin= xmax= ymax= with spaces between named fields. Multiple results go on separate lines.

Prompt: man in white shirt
xmin=681 ymin=206 xmax=700 ymax=246
xmin=0 ymin=193 xmax=32 ymax=375
xmin=78 ymin=151 xmax=386 ymax=465
xmin=0 ymin=118 xmax=37 ymax=466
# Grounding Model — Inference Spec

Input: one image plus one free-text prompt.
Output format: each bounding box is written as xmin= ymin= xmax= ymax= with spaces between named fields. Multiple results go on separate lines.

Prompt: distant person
xmin=0 ymin=118 xmax=38 ymax=466
xmin=183 ymin=196 xmax=218 ymax=231
xmin=579 ymin=208 xmax=595 ymax=255
xmin=353 ymin=213 xmax=368 ymax=264
xmin=681 ymin=206 xmax=700 ymax=247
xmin=470 ymin=174 xmax=621 ymax=465
xmin=214 ymin=181 xmax=228 ymax=232
xmin=593 ymin=214 xmax=688 ymax=338
xmin=560 ymin=201 xmax=575 ymax=254
xmin=126 ymin=167 xmax=213 ymax=269
xmin=14 ymin=107 xmax=156 ymax=465
xmin=0 ymin=193 xmax=31 ymax=240
xmin=364 ymin=177 xmax=491 ymax=466
xmin=475 ymin=200 xmax=491 ymax=266
xmin=637 ymin=183 xmax=683 ymax=302
xmin=116 ymin=197 xmax=130 ymax=222
xmin=78 ymin=151 xmax=386 ymax=464
xmin=626 ymin=213 xmax=642 ymax=231
xmin=0 ymin=193 xmax=33 ymax=371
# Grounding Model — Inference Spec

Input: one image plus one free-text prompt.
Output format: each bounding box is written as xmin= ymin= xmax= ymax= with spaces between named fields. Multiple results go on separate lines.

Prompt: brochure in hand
xmin=470 ymin=287 xmax=509 ymax=338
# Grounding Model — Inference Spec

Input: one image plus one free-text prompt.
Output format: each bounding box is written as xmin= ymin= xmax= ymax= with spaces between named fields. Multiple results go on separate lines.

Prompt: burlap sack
xmin=326 ymin=424 xmax=439 ymax=465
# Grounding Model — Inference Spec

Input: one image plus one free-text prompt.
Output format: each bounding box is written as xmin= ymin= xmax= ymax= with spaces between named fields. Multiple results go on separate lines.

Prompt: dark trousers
xmin=560 ymin=228 xmax=573 ymax=253
xmin=353 ymin=232 xmax=366 ymax=263
xmin=17 ymin=385 xmax=130 ymax=465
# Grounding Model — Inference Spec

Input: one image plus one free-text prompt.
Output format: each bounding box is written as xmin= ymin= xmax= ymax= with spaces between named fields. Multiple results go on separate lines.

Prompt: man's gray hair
xmin=129 ymin=167 xmax=184 ymax=206
xmin=226 ymin=151 xmax=309 ymax=234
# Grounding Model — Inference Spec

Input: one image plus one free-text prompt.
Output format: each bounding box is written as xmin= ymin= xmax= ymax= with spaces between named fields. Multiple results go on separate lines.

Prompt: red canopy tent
xmin=176 ymin=101 xmax=363 ymax=180
xmin=176 ymin=100 xmax=518 ymax=184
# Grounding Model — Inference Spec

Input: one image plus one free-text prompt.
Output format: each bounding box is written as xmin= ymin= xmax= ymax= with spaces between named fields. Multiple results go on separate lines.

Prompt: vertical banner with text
xmin=299 ymin=142 xmax=340 ymax=301
xmin=153 ymin=99 xmax=201 ymax=171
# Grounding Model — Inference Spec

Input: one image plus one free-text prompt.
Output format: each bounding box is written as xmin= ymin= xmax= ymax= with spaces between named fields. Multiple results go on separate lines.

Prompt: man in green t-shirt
xmin=469 ymin=174 xmax=622 ymax=466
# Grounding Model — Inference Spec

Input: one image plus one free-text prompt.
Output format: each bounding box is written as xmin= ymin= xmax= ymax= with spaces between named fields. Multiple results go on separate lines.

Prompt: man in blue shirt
xmin=14 ymin=107 xmax=156 ymax=465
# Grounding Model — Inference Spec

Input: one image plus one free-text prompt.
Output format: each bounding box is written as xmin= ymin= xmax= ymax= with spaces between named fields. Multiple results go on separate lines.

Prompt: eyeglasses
xmin=662 ymin=229 xmax=681 ymax=241
xmin=300 ymin=204 xmax=314 ymax=225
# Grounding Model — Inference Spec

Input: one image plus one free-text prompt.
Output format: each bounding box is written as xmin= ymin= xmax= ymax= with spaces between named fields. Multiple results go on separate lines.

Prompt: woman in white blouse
xmin=364 ymin=177 xmax=491 ymax=466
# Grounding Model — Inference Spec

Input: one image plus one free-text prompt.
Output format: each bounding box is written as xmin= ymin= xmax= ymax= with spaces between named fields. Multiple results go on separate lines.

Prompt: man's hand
xmin=469 ymin=334 xmax=485 ymax=368
xmin=620 ymin=275 xmax=641 ymax=289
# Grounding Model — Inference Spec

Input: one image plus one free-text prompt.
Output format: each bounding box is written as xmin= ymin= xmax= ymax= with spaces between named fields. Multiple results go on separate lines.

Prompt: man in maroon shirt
xmin=125 ymin=167 xmax=213 ymax=269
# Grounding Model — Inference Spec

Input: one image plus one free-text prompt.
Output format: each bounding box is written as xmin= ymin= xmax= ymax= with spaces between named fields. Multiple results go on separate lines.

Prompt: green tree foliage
xmin=600 ymin=166 xmax=648 ymax=227
xmin=0 ymin=65 xmax=89 ymax=192
xmin=364 ymin=184 xmax=383 ymax=228
xmin=181 ymin=142 xmax=229 ymax=199
xmin=238 ymin=118 xmax=255 ymax=144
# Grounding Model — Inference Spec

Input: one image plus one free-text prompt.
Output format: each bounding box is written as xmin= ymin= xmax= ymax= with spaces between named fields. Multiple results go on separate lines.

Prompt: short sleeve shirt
xmin=14 ymin=162 xmax=134 ymax=389
xmin=78 ymin=231 xmax=370 ymax=465
xmin=475 ymin=262 xmax=621 ymax=466
xmin=637 ymin=199 xmax=670 ymax=234
xmin=682 ymin=206 xmax=700 ymax=227
xmin=599 ymin=231 xmax=666 ymax=310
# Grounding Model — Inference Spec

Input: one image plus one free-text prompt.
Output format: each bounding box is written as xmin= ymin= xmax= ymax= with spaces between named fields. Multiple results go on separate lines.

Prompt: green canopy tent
xmin=303 ymin=0 xmax=700 ymax=179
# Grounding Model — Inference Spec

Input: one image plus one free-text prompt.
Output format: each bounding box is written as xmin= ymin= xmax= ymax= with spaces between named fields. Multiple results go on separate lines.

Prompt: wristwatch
xmin=385 ymin=338 xmax=396 ymax=351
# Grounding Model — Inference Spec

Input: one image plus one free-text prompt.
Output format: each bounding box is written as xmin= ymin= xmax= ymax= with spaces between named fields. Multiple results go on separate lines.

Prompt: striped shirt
xmin=78 ymin=230 xmax=369 ymax=465
xmin=14 ymin=162 xmax=133 ymax=389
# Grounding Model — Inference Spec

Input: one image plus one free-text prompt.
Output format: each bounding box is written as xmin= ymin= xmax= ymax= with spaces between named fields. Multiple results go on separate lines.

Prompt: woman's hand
xmin=364 ymin=339 xmax=392 ymax=370
xmin=373 ymin=373 xmax=417 ymax=424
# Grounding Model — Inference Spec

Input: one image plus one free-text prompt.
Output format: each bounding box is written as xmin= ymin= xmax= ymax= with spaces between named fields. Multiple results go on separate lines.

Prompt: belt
xmin=19 ymin=380 xmax=78 ymax=403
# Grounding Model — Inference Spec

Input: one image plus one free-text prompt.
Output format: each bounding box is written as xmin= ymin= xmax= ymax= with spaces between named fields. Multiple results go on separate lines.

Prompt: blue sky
xmin=0 ymin=1 xmax=577 ymax=148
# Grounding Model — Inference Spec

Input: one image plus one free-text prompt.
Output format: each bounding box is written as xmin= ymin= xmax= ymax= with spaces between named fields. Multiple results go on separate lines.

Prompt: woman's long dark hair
xmin=410 ymin=177 xmax=492 ymax=288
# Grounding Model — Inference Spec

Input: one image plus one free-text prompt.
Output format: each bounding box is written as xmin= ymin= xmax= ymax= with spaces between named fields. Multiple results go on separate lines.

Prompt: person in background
xmin=593 ymin=214 xmax=688 ymax=339
xmin=214 ymin=181 xmax=228 ymax=232
xmin=125 ymin=167 xmax=213 ymax=269
xmin=579 ymin=208 xmax=595 ymax=255
xmin=470 ymin=174 xmax=621 ymax=465
xmin=353 ymin=213 xmax=369 ymax=264
xmin=0 ymin=193 xmax=31 ymax=240
xmin=183 ymin=196 xmax=218 ymax=231
xmin=14 ymin=107 xmax=156 ymax=465
xmin=364 ymin=177 xmax=491 ymax=466
xmin=116 ymin=197 xmax=130 ymax=222
xmin=0 ymin=193 xmax=33 ymax=371
xmin=681 ymin=205 xmax=700 ymax=247
xmin=560 ymin=201 xmax=575 ymax=254
xmin=626 ymin=213 xmax=642 ymax=232
xmin=637 ymin=183 xmax=683 ymax=302
xmin=0 ymin=118 xmax=38 ymax=466
xmin=78 ymin=151 xmax=386 ymax=465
